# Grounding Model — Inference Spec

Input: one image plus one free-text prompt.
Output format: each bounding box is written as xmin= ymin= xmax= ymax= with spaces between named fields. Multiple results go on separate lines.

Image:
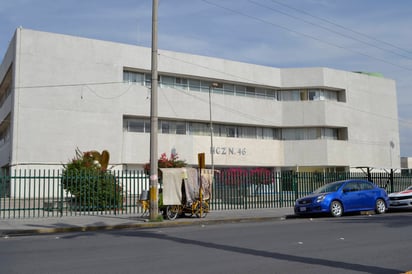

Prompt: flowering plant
xmin=250 ymin=168 xmax=271 ymax=185
xmin=220 ymin=167 xmax=271 ymax=186
xmin=221 ymin=168 xmax=248 ymax=186
xmin=144 ymin=152 xmax=187 ymax=174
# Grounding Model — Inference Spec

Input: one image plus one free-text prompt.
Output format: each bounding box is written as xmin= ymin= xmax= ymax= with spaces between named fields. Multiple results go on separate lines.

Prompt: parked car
xmin=388 ymin=186 xmax=412 ymax=210
xmin=294 ymin=179 xmax=389 ymax=217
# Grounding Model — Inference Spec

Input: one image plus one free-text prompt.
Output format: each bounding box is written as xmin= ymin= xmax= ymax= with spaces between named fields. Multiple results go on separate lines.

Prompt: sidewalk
xmin=0 ymin=207 xmax=295 ymax=237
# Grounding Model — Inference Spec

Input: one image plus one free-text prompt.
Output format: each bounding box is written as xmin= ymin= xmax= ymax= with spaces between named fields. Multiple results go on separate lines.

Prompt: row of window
xmin=123 ymin=71 xmax=346 ymax=102
xmin=123 ymin=117 xmax=347 ymax=141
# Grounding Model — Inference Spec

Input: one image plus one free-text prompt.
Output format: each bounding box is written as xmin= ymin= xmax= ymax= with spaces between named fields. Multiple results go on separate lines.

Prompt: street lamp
xmin=209 ymin=82 xmax=219 ymax=176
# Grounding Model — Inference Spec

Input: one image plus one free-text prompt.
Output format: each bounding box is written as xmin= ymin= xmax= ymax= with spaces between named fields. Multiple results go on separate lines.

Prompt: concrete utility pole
xmin=209 ymin=83 xmax=219 ymax=177
xmin=149 ymin=0 xmax=159 ymax=221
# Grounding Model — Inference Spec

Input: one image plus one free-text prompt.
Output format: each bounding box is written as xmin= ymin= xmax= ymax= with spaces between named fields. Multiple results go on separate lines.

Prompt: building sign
xmin=211 ymin=147 xmax=247 ymax=156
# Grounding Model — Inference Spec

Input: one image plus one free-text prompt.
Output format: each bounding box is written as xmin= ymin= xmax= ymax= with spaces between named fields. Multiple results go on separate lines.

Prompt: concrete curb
xmin=1 ymin=215 xmax=291 ymax=237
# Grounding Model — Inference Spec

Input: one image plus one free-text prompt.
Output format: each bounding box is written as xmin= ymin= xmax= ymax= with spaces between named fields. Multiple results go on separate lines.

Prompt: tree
xmin=61 ymin=149 xmax=123 ymax=211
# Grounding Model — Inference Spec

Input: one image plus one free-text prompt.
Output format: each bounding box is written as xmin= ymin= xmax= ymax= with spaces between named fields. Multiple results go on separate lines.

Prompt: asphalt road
xmin=1 ymin=211 xmax=411 ymax=274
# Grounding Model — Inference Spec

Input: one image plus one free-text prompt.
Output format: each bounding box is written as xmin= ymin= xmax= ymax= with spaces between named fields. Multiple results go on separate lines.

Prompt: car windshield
xmin=313 ymin=181 xmax=345 ymax=194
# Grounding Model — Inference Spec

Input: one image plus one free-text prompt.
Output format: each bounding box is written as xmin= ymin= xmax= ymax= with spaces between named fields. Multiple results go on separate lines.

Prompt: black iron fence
xmin=0 ymin=169 xmax=411 ymax=218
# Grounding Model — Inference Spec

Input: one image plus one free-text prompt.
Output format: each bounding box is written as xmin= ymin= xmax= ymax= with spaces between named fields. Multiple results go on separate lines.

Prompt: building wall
xmin=0 ymin=28 xmax=401 ymax=172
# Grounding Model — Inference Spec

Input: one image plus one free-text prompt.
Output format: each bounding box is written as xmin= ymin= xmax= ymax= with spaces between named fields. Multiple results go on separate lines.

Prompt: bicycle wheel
xmin=166 ymin=205 xmax=179 ymax=220
xmin=195 ymin=201 xmax=208 ymax=218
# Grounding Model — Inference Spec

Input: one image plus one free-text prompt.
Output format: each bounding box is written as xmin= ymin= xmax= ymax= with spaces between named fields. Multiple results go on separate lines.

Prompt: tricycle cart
xmin=160 ymin=167 xmax=212 ymax=220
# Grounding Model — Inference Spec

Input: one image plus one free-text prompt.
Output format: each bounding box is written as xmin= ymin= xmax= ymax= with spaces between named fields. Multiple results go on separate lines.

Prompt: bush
xmin=144 ymin=152 xmax=187 ymax=174
xmin=61 ymin=149 xmax=123 ymax=211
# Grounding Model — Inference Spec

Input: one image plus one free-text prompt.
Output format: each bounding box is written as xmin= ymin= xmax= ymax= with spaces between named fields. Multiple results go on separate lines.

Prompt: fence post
xmin=294 ymin=172 xmax=299 ymax=202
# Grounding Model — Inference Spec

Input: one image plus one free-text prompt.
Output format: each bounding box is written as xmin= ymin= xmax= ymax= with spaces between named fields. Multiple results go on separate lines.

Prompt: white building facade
xmin=0 ymin=28 xmax=401 ymax=174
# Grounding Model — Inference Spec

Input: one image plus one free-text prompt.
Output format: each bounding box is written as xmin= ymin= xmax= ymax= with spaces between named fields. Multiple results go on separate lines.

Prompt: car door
xmin=357 ymin=181 xmax=376 ymax=210
xmin=341 ymin=182 xmax=363 ymax=211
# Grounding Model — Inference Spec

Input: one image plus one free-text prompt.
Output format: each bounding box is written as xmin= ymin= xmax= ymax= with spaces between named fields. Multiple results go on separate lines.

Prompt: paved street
xmin=1 ymin=210 xmax=411 ymax=274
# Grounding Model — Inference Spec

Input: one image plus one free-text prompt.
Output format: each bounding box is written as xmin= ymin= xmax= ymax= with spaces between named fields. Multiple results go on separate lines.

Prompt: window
xmin=200 ymin=81 xmax=211 ymax=93
xmin=189 ymin=122 xmax=209 ymax=136
xmin=308 ymin=90 xmax=318 ymax=100
xmin=240 ymin=126 xmax=256 ymax=138
xmin=161 ymin=121 xmax=170 ymax=133
xmin=256 ymin=88 xmax=266 ymax=98
xmin=145 ymin=73 xmax=152 ymax=87
xmin=124 ymin=118 xmax=150 ymax=133
xmin=124 ymin=116 xmax=346 ymax=141
xmin=300 ymin=90 xmax=308 ymax=101
xmin=0 ymin=66 xmax=12 ymax=109
xmin=213 ymin=124 xmax=222 ymax=137
xmin=175 ymin=77 xmax=188 ymax=90
xmin=281 ymin=128 xmax=341 ymax=140
xmin=324 ymin=90 xmax=338 ymax=101
xmin=282 ymin=129 xmax=300 ymax=140
xmin=359 ymin=181 xmax=374 ymax=190
xmin=344 ymin=182 xmax=360 ymax=192
xmin=266 ymin=89 xmax=278 ymax=100
xmin=259 ymin=128 xmax=276 ymax=140
xmin=161 ymin=75 xmax=174 ymax=88
xmin=307 ymin=89 xmax=339 ymax=101
xmin=0 ymin=114 xmax=10 ymax=147
xmin=226 ymin=127 xmax=237 ymax=137
xmin=223 ymin=84 xmax=235 ymax=95
xmin=235 ymin=85 xmax=246 ymax=96
xmin=189 ymin=79 xmax=201 ymax=92
xmin=123 ymin=70 xmax=154 ymax=87
xmin=306 ymin=128 xmax=318 ymax=139
xmin=123 ymin=71 xmax=144 ymax=84
xmin=281 ymin=90 xmax=300 ymax=101
xmin=161 ymin=121 xmax=187 ymax=135
xmin=124 ymin=69 xmax=345 ymax=102
xmin=0 ymin=85 xmax=11 ymax=108
xmin=323 ymin=128 xmax=338 ymax=140
xmin=246 ymin=86 xmax=256 ymax=97
xmin=175 ymin=122 xmax=187 ymax=135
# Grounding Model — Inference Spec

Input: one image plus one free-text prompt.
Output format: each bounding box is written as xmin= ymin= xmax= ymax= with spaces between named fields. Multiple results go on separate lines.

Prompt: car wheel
xmin=330 ymin=200 xmax=343 ymax=217
xmin=375 ymin=199 xmax=386 ymax=214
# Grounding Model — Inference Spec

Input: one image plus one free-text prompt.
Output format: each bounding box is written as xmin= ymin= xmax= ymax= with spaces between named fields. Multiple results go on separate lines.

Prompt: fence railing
xmin=1 ymin=169 xmax=411 ymax=218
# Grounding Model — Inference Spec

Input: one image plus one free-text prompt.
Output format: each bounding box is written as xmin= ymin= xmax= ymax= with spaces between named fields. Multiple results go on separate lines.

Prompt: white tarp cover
xmin=184 ymin=168 xmax=199 ymax=204
xmin=160 ymin=168 xmax=184 ymax=205
xmin=200 ymin=169 xmax=213 ymax=200
xmin=161 ymin=168 xmax=213 ymax=205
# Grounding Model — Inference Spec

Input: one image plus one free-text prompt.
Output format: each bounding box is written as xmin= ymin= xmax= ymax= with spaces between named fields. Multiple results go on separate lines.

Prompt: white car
xmin=388 ymin=186 xmax=412 ymax=209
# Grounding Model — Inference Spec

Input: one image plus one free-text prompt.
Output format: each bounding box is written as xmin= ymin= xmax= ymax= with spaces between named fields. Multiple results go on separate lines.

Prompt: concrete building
xmin=0 ymin=28 xmax=400 ymax=174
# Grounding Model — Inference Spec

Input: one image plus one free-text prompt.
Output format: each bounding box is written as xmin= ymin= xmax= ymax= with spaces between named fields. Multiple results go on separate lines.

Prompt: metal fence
xmin=0 ymin=169 xmax=411 ymax=218
xmin=0 ymin=170 xmax=149 ymax=219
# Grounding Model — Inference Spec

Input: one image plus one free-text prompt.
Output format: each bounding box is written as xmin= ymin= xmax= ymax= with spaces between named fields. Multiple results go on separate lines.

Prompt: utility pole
xmin=209 ymin=83 xmax=219 ymax=177
xmin=149 ymin=0 xmax=159 ymax=221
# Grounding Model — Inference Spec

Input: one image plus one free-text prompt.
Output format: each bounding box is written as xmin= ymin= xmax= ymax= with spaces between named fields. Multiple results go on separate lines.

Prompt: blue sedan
xmin=294 ymin=179 xmax=389 ymax=217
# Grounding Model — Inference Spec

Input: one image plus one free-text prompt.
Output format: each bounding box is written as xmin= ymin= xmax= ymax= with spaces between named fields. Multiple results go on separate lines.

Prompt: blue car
xmin=294 ymin=179 xmax=389 ymax=217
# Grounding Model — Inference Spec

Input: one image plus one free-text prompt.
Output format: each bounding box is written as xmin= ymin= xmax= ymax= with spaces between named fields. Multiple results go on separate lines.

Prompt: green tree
xmin=61 ymin=149 xmax=123 ymax=211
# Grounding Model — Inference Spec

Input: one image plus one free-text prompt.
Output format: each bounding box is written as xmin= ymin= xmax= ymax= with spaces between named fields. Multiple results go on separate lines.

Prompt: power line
xmin=201 ymin=0 xmax=412 ymax=72
xmin=250 ymin=0 xmax=412 ymax=61
xmin=269 ymin=0 xmax=412 ymax=58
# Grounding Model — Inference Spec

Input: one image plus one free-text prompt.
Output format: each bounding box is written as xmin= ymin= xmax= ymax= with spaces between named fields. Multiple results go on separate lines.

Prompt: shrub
xmin=61 ymin=149 xmax=123 ymax=210
xmin=144 ymin=152 xmax=187 ymax=174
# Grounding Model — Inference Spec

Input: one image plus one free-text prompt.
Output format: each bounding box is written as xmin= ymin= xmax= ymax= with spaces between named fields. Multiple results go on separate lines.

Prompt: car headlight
xmin=316 ymin=195 xmax=326 ymax=203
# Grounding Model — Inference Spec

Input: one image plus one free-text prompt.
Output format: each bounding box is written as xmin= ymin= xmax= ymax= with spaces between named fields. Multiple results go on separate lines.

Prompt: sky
xmin=1 ymin=0 xmax=412 ymax=156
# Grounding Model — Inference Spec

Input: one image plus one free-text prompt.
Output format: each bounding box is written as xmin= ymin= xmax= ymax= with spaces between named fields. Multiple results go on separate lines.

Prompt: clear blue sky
xmin=1 ymin=0 xmax=412 ymax=156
